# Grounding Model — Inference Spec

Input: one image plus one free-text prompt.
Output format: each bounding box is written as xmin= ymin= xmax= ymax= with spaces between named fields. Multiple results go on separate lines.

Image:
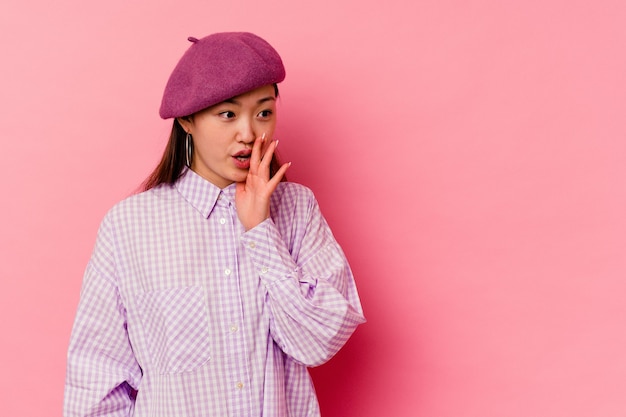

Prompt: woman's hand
xmin=235 ymin=134 xmax=290 ymax=231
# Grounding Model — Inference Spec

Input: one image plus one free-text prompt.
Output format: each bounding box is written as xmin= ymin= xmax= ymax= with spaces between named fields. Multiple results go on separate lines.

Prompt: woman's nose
xmin=236 ymin=119 xmax=256 ymax=144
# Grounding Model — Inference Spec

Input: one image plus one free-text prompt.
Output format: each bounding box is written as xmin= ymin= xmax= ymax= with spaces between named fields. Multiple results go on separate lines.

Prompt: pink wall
xmin=1 ymin=0 xmax=625 ymax=415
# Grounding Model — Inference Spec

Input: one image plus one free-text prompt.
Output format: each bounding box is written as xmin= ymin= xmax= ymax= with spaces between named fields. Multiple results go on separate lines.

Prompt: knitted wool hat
xmin=159 ymin=32 xmax=286 ymax=119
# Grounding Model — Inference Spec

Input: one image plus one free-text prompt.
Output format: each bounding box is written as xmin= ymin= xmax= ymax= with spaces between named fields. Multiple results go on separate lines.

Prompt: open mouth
xmin=232 ymin=150 xmax=252 ymax=168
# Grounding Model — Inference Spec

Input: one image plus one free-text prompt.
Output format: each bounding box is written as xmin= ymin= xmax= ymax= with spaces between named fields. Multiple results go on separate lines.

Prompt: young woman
xmin=64 ymin=32 xmax=365 ymax=417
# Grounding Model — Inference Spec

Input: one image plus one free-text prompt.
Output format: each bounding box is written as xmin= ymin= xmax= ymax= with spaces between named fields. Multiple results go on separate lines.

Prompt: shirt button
xmin=236 ymin=381 xmax=244 ymax=390
xmin=261 ymin=267 xmax=268 ymax=274
xmin=219 ymin=218 xmax=226 ymax=225
xmin=249 ymin=242 xmax=256 ymax=249
xmin=229 ymin=324 xmax=238 ymax=333
xmin=224 ymin=268 xmax=231 ymax=276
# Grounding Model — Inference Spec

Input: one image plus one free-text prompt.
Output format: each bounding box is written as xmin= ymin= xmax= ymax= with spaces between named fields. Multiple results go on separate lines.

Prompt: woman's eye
xmin=219 ymin=111 xmax=236 ymax=119
xmin=258 ymin=110 xmax=273 ymax=118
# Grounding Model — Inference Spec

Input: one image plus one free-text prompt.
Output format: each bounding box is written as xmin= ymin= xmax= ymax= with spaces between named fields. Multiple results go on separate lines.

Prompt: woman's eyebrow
xmin=222 ymin=96 xmax=276 ymax=106
xmin=257 ymin=96 xmax=276 ymax=104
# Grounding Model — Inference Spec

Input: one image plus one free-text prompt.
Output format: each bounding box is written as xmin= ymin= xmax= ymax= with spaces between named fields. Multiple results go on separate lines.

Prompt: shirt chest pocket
xmin=136 ymin=286 xmax=212 ymax=374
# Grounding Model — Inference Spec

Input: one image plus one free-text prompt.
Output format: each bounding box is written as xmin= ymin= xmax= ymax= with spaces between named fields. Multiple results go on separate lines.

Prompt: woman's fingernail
xmin=261 ymin=133 xmax=266 ymax=141
xmin=275 ymin=139 xmax=279 ymax=148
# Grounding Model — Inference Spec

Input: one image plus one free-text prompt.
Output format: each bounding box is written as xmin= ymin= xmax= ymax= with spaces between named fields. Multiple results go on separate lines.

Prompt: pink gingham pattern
xmin=64 ymin=168 xmax=365 ymax=417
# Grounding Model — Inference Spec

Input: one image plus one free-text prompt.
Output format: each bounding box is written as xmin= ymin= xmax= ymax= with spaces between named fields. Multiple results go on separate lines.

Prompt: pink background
xmin=1 ymin=0 xmax=625 ymax=415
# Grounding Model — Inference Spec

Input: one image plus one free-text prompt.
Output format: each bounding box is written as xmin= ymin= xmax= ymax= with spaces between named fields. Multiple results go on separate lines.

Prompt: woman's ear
xmin=177 ymin=116 xmax=192 ymax=133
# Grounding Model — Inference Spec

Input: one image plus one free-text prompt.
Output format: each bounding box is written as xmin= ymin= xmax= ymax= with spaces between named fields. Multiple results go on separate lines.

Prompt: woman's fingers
xmin=269 ymin=161 xmax=291 ymax=187
xmin=248 ymin=133 xmax=265 ymax=175
xmin=249 ymin=134 xmax=280 ymax=177
xmin=235 ymin=137 xmax=290 ymax=231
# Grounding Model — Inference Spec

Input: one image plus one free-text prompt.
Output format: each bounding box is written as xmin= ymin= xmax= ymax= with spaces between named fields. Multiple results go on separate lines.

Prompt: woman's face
xmin=179 ymin=84 xmax=277 ymax=188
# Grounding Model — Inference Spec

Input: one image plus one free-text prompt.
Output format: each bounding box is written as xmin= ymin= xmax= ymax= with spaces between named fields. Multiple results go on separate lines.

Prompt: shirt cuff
xmin=240 ymin=218 xmax=298 ymax=286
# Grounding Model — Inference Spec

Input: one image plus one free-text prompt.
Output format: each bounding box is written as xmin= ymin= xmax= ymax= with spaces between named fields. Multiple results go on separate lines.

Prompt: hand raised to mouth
xmin=235 ymin=134 xmax=291 ymax=231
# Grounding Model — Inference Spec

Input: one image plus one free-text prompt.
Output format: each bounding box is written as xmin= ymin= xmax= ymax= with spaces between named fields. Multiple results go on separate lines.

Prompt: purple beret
xmin=159 ymin=32 xmax=286 ymax=119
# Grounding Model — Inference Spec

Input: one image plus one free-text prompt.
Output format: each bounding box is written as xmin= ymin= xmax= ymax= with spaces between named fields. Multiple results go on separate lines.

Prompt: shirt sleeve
xmin=240 ymin=188 xmax=366 ymax=367
xmin=64 ymin=218 xmax=142 ymax=417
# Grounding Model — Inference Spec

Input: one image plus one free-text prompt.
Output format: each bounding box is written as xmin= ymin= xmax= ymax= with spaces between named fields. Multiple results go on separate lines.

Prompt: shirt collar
xmin=174 ymin=168 xmax=237 ymax=218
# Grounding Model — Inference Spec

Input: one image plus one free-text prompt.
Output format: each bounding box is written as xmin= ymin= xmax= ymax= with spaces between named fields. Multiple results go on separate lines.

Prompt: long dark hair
xmin=142 ymin=85 xmax=284 ymax=191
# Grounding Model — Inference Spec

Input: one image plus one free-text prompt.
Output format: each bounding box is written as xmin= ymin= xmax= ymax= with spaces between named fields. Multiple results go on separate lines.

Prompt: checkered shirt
xmin=64 ymin=168 xmax=365 ymax=417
